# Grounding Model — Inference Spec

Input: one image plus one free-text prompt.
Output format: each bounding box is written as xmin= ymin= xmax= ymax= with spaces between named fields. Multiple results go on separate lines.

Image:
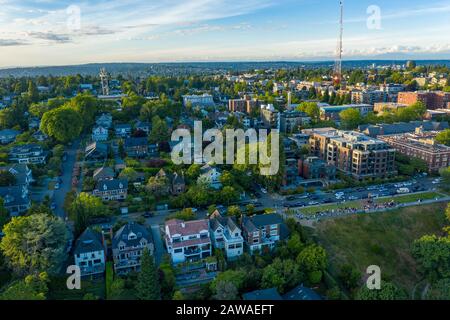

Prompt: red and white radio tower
xmin=333 ymin=0 xmax=344 ymax=86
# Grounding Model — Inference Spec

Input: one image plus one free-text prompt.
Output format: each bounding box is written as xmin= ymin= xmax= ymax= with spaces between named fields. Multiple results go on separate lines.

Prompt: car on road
xmin=54 ymin=182 xmax=60 ymax=190
xmin=143 ymin=212 xmax=153 ymax=218
xmin=347 ymin=196 xmax=358 ymax=200
xmin=51 ymin=202 xmax=56 ymax=210
xmin=261 ymin=188 xmax=267 ymax=194
xmin=397 ymin=188 xmax=410 ymax=194
xmin=286 ymin=196 xmax=296 ymax=201
xmin=308 ymin=201 xmax=319 ymax=206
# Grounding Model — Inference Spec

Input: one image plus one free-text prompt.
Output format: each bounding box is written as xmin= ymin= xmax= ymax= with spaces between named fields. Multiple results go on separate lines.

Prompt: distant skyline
xmin=1 ymin=0 xmax=450 ymax=67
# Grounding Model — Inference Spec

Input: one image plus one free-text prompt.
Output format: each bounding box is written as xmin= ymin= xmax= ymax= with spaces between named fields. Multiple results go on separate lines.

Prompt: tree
xmin=0 ymin=272 xmax=49 ymax=300
xmin=0 ymin=214 xmax=68 ymax=275
xmin=173 ymin=290 xmax=184 ymax=300
xmin=227 ymin=205 xmax=241 ymax=217
xmin=212 ymin=269 xmax=246 ymax=292
xmin=338 ymin=264 xmax=361 ymax=291
xmin=221 ymin=186 xmax=239 ymax=205
xmin=27 ymin=80 xmax=39 ymax=103
xmin=119 ymin=167 xmax=138 ymax=182
xmin=0 ymin=198 xmax=9 ymax=228
xmin=213 ymin=281 xmax=239 ymax=300
xmin=261 ymin=258 xmax=302 ymax=294
xmin=136 ymin=249 xmax=161 ymax=300
xmin=435 ymin=129 xmax=450 ymax=146
xmin=69 ymin=192 xmax=109 ymax=237
xmin=68 ymin=93 xmax=98 ymax=131
xmin=0 ymin=170 xmax=16 ymax=187
xmin=186 ymin=164 xmax=201 ymax=181
xmin=40 ymin=106 xmax=83 ymax=143
xmin=149 ymin=116 xmax=169 ymax=144
xmin=412 ymin=234 xmax=450 ymax=281
xmin=296 ymin=244 xmax=327 ymax=273
xmin=339 ymin=108 xmax=361 ymax=130
xmin=356 ymin=281 xmax=407 ymax=300
xmin=426 ymin=278 xmax=450 ymax=300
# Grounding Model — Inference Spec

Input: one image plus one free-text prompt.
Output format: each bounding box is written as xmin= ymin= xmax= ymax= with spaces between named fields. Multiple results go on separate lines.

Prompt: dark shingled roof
xmin=242 ymin=288 xmax=283 ymax=300
xmin=282 ymin=285 xmax=322 ymax=300
xmin=74 ymin=228 xmax=104 ymax=255
xmin=242 ymin=213 xmax=284 ymax=232
xmin=112 ymin=222 xmax=153 ymax=249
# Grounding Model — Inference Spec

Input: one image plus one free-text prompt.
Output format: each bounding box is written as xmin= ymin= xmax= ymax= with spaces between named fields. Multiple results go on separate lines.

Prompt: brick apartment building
xmin=228 ymin=95 xmax=261 ymax=114
xmin=305 ymin=128 xmax=397 ymax=180
xmin=398 ymin=91 xmax=450 ymax=110
xmin=378 ymin=128 xmax=450 ymax=172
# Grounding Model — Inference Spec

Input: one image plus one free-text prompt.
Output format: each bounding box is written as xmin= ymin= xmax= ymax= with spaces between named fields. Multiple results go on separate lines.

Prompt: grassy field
xmin=311 ymin=202 xmax=448 ymax=296
xmin=299 ymin=201 xmax=363 ymax=215
xmin=375 ymin=192 xmax=444 ymax=204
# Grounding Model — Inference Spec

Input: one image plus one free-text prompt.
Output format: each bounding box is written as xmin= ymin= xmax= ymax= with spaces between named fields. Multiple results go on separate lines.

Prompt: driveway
xmin=53 ymin=140 xmax=79 ymax=218
xmin=150 ymin=225 xmax=165 ymax=266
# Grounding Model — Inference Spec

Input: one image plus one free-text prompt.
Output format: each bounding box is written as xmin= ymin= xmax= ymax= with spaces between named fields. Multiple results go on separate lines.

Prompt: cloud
xmin=27 ymin=31 xmax=71 ymax=43
xmin=0 ymin=39 xmax=28 ymax=46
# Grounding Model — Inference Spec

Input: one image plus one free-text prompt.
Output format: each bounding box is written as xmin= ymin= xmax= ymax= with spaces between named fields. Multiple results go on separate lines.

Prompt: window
xmin=174 ymin=248 xmax=183 ymax=253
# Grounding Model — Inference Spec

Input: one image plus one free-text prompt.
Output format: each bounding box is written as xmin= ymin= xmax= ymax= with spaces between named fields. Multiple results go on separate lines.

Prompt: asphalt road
xmin=53 ymin=141 xmax=79 ymax=218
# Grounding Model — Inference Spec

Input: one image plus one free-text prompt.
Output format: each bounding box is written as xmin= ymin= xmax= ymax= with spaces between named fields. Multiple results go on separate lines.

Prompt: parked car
xmin=143 ymin=212 xmax=153 ymax=218
xmin=51 ymin=202 xmax=56 ymax=210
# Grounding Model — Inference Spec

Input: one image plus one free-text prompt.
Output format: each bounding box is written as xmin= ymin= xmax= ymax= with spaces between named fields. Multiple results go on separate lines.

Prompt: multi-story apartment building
xmin=398 ymin=91 xmax=450 ymax=109
xmin=74 ymin=228 xmax=106 ymax=276
xmin=209 ymin=210 xmax=244 ymax=260
xmin=9 ymin=144 xmax=47 ymax=164
xmin=279 ymin=110 xmax=311 ymax=133
xmin=164 ymin=219 xmax=212 ymax=264
xmin=182 ymin=94 xmax=214 ymax=108
xmin=241 ymin=214 xmax=284 ymax=254
xmin=298 ymin=156 xmax=336 ymax=180
xmin=307 ymin=128 xmax=397 ymax=180
xmin=228 ymin=95 xmax=261 ymax=114
xmin=351 ymin=90 xmax=388 ymax=105
xmin=373 ymin=102 xmax=408 ymax=114
xmin=260 ymin=104 xmax=280 ymax=129
xmin=378 ymin=128 xmax=450 ymax=172
xmin=358 ymin=121 xmax=449 ymax=138
xmin=112 ymin=223 xmax=154 ymax=275
xmin=92 ymin=179 xmax=128 ymax=201
xmin=319 ymin=104 xmax=374 ymax=122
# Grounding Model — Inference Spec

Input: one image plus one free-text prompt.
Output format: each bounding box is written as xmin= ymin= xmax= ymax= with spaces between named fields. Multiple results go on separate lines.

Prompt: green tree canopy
xmin=136 ymin=249 xmax=161 ymax=300
xmin=0 ymin=214 xmax=68 ymax=275
xmin=40 ymin=106 xmax=83 ymax=143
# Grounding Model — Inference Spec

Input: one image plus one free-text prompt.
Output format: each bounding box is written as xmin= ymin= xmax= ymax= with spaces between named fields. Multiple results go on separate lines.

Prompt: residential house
xmin=93 ymin=166 xmax=115 ymax=181
xmin=92 ymin=179 xmax=128 ymax=201
xmin=91 ymin=126 xmax=109 ymax=142
xmin=242 ymin=288 xmax=283 ymax=300
xmin=31 ymin=130 xmax=48 ymax=142
xmin=9 ymin=144 xmax=47 ymax=164
xmin=171 ymin=172 xmax=186 ymax=195
xmin=73 ymin=228 xmax=106 ymax=276
xmin=197 ymin=164 xmax=222 ymax=190
xmin=0 ymin=185 xmax=31 ymax=216
xmin=135 ymin=121 xmax=150 ymax=134
xmin=241 ymin=214 xmax=284 ymax=254
xmin=282 ymin=285 xmax=322 ymax=300
xmin=0 ymin=129 xmax=20 ymax=144
xmin=209 ymin=210 xmax=244 ymax=259
xmin=165 ymin=219 xmax=212 ymax=264
xmin=0 ymin=164 xmax=33 ymax=186
xmin=112 ymin=223 xmax=154 ymax=274
xmin=124 ymin=137 xmax=148 ymax=158
xmin=95 ymin=113 xmax=113 ymax=128
xmin=115 ymin=123 xmax=132 ymax=138
xmin=85 ymin=142 xmax=108 ymax=161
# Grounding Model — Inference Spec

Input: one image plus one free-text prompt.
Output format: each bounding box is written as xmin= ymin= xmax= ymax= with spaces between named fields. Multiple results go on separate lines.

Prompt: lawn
xmin=299 ymin=200 xmax=363 ymax=215
xmin=375 ymin=192 xmax=444 ymax=205
xmin=311 ymin=202 xmax=448 ymax=296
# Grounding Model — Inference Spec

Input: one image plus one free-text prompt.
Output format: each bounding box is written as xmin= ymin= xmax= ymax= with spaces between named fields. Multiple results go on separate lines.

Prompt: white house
xmin=92 ymin=125 xmax=109 ymax=142
xmin=209 ymin=210 xmax=244 ymax=259
xmin=197 ymin=164 xmax=222 ymax=190
xmin=164 ymin=219 xmax=212 ymax=264
xmin=95 ymin=113 xmax=113 ymax=128
xmin=73 ymin=228 xmax=106 ymax=276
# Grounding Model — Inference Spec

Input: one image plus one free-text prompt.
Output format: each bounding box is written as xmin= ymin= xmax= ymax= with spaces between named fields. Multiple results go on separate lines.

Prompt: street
xmin=53 ymin=140 xmax=79 ymax=218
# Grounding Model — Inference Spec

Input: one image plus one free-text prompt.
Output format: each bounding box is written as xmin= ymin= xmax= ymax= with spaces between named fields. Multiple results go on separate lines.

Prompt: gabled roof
xmin=74 ymin=228 xmax=104 ymax=255
xmin=166 ymin=219 xmax=209 ymax=237
xmin=242 ymin=214 xmax=283 ymax=232
xmin=0 ymin=164 xmax=30 ymax=185
xmin=95 ymin=178 xmax=128 ymax=191
xmin=124 ymin=137 xmax=148 ymax=148
xmin=93 ymin=166 xmax=115 ymax=180
xmin=112 ymin=222 xmax=152 ymax=249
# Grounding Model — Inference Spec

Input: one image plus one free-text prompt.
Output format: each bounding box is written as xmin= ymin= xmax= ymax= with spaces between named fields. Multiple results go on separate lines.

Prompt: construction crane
xmin=333 ymin=0 xmax=344 ymax=86
xmin=99 ymin=68 xmax=110 ymax=96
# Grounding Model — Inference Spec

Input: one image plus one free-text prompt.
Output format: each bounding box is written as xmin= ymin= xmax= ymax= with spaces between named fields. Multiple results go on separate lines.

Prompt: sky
xmin=1 ymin=0 xmax=450 ymax=67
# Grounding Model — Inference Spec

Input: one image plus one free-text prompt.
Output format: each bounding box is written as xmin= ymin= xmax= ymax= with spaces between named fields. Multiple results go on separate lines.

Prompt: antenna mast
xmin=100 ymin=68 xmax=110 ymax=96
xmin=333 ymin=0 xmax=344 ymax=86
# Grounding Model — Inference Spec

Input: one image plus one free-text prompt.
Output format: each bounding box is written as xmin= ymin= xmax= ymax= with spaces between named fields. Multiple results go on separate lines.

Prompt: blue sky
xmin=1 ymin=0 xmax=450 ymax=67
